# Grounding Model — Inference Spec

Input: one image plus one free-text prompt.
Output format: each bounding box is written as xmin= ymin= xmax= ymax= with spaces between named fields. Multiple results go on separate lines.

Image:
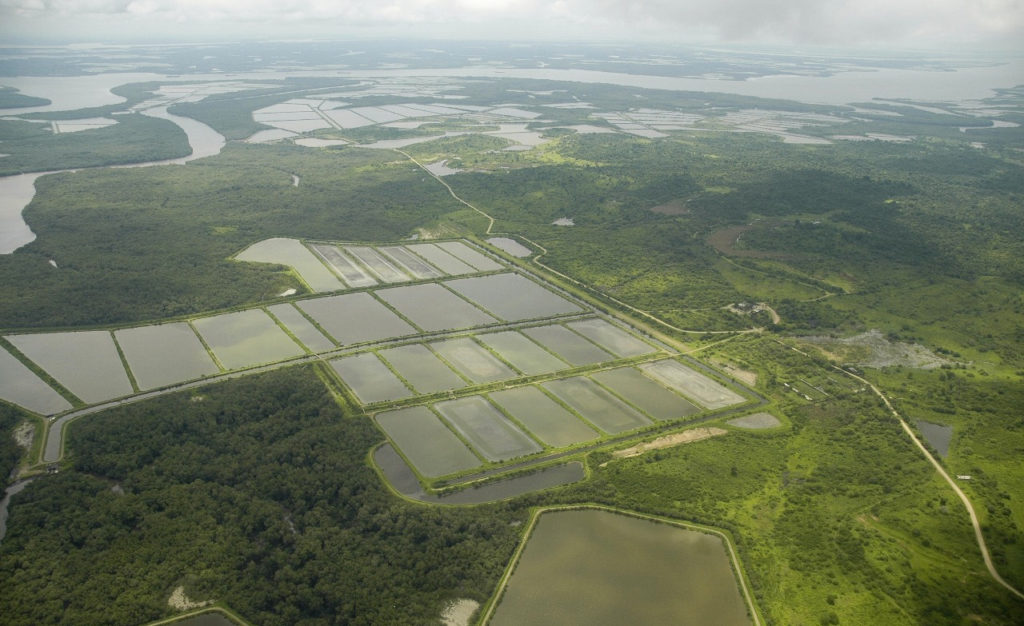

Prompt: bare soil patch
xmin=441 ymin=599 xmax=480 ymax=626
xmin=612 ymin=427 xmax=727 ymax=459
xmin=799 ymin=329 xmax=950 ymax=369
xmin=168 ymin=586 xmax=212 ymax=611
xmin=707 ymin=224 xmax=786 ymax=259
xmin=650 ymin=200 xmax=689 ymax=215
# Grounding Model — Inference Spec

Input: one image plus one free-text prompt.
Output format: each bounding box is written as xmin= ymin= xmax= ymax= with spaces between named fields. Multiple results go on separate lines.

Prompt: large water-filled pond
xmin=489 ymin=509 xmax=753 ymax=625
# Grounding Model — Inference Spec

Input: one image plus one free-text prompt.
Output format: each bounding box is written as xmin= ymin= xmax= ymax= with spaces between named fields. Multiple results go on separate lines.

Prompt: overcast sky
xmin=0 ymin=0 xmax=1021 ymax=50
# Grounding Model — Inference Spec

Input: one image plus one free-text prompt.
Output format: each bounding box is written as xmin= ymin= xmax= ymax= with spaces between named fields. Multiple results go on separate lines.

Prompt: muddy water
xmin=490 ymin=509 xmax=752 ymax=625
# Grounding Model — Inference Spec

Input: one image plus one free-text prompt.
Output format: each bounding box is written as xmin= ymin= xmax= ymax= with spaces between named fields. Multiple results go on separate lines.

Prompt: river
xmin=1 ymin=56 xmax=1021 ymax=254
xmin=0 ymin=104 xmax=226 ymax=254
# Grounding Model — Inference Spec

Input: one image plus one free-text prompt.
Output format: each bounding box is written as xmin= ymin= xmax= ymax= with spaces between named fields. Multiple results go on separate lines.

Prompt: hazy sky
xmin=0 ymin=0 xmax=1021 ymax=50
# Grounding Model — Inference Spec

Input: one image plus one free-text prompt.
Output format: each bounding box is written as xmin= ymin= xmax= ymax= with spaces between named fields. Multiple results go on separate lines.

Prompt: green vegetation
xmin=0 ymin=86 xmax=49 ymax=109
xmin=2 ymin=69 xmax=1022 ymax=625
xmin=0 ymin=144 xmax=464 ymax=328
xmin=0 ymin=367 xmax=524 ymax=625
xmin=0 ymin=404 xmax=28 ymax=481
xmin=0 ymin=113 xmax=191 ymax=176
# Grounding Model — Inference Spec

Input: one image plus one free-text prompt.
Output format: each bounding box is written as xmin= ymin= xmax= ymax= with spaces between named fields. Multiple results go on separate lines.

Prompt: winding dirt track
xmin=781 ymin=341 xmax=1024 ymax=601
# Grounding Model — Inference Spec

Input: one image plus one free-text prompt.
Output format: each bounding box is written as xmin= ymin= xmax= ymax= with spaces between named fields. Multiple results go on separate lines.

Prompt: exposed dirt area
xmin=799 ymin=329 xmax=950 ymax=369
xmin=441 ymin=599 xmax=480 ymax=626
xmin=13 ymin=422 xmax=33 ymax=449
xmin=168 ymin=586 xmax=212 ymax=611
xmin=714 ymin=360 xmax=758 ymax=386
xmin=650 ymin=199 xmax=689 ymax=215
xmin=612 ymin=427 xmax=728 ymax=459
xmin=707 ymin=224 xmax=793 ymax=260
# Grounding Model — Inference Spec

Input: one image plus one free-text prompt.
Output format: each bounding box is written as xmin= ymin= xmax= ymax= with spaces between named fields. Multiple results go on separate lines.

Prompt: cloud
xmin=0 ymin=0 xmax=1021 ymax=48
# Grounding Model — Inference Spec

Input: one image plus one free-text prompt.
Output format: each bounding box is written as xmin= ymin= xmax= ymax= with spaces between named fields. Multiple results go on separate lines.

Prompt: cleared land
xmin=114 ymin=323 xmax=220 ymax=390
xmin=592 ymin=367 xmax=700 ymax=421
xmin=309 ymin=244 xmax=378 ymax=288
xmin=266 ymin=304 xmax=336 ymax=353
xmin=298 ymin=292 xmax=416 ymax=345
xmin=0 ymin=346 xmax=72 ymax=415
xmin=446 ymin=273 xmax=583 ymax=321
xmin=6 ymin=331 xmax=133 ymax=404
xmin=613 ymin=427 xmax=728 ymax=459
xmin=435 ymin=241 xmax=504 ymax=272
xmin=407 ymin=243 xmax=476 ymax=275
xmin=435 ymin=395 xmax=541 ymax=462
xmin=490 ymin=386 xmax=599 ymax=448
xmin=543 ymin=377 xmax=651 ymax=434
xmin=378 ymin=344 xmax=466 ymax=394
xmin=566 ymin=318 xmax=655 ymax=358
xmin=728 ymin=412 xmax=782 ymax=430
xmin=236 ymin=238 xmax=343 ymax=292
xmin=475 ymin=330 xmax=568 ymax=375
xmin=430 ymin=337 xmax=516 ymax=384
xmin=639 ymin=360 xmax=746 ymax=410
xmin=375 ymin=283 xmax=496 ymax=332
xmin=522 ymin=325 xmax=612 ymax=366
xmin=330 ymin=352 xmax=412 ymax=404
xmin=375 ymin=406 xmax=481 ymax=477
xmin=490 ymin=510 xmax=751 ymax=626
xmin=193 ymin=309 xmax=304 ymax=370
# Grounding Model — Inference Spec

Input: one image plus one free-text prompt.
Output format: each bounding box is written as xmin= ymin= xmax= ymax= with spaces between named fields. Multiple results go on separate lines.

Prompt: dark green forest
xmin=0 ymin=368 xmax=524 ymax=625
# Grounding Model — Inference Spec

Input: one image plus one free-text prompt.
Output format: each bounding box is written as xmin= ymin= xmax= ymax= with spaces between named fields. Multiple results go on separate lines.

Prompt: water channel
xmin=0 ymin=477 xmax=36 ymax=544
xmin=0 ymin=104 xmax=226 ymax=253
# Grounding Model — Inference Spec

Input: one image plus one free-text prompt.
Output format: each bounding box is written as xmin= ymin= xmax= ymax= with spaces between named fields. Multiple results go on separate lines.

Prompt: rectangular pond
xmin=445 ymin=273 xmax=583 ymax=321
xmin=489 ymin=386 xmax=599 ymax=448
xmin=475 ymin=330 xmax=568 ymax=376
xmin=297 ymin=292 xmax=417 ymax=345
xmin=522 ymin=324 xmax=612 ymax=366
xmin=430 ymin=337 xmax=516 ymax=384
xmin=266 ymin=304 xmax=336 ymax=353
xmin=566 ymin=318 xmax=655 ymax=358
xmin=543 ymin=377 xmax=651 ymax=434
xmin=639 ymin=360 xmax=746 ymax=410
xmin=378 ymin=343 xmax=466 ymax=394
xmin=343 ymin=246 xmax=411 ymax=283
xmin=435 ymin=395 xmax=541 ymax=462
xmin=114 ymin=323 xmax=220 ymax=390
xmin=309 ymin=244 xmax=377 ymax=288
xmin=406 ymin=243 xmax=477 ymax=275
xmin=379 ymin=245 xmax=444 ymax=279
xmin=6 ymin=331 xmax=133 ymax=404
xmin=592 ymin=367 xmax=700 ymax=421
xmin=193 ymin=309 xmax=304 ymax=370
xmin=375 ymin=283 xmax=496 ymax=332
xmin=236 ymin=238 xmax=343 ymax=293
xmin=330 ymin=352 xmax=412 ymax=404
xmin=490 ymin=509 xmax=752 ymax=626
xmin=0 ymin=347 xmax=71 ymax=415
xmin=435 ymin=241 xmax=504 ymax=272
xmin=375 ymin=406 xmax=481 ymax=477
